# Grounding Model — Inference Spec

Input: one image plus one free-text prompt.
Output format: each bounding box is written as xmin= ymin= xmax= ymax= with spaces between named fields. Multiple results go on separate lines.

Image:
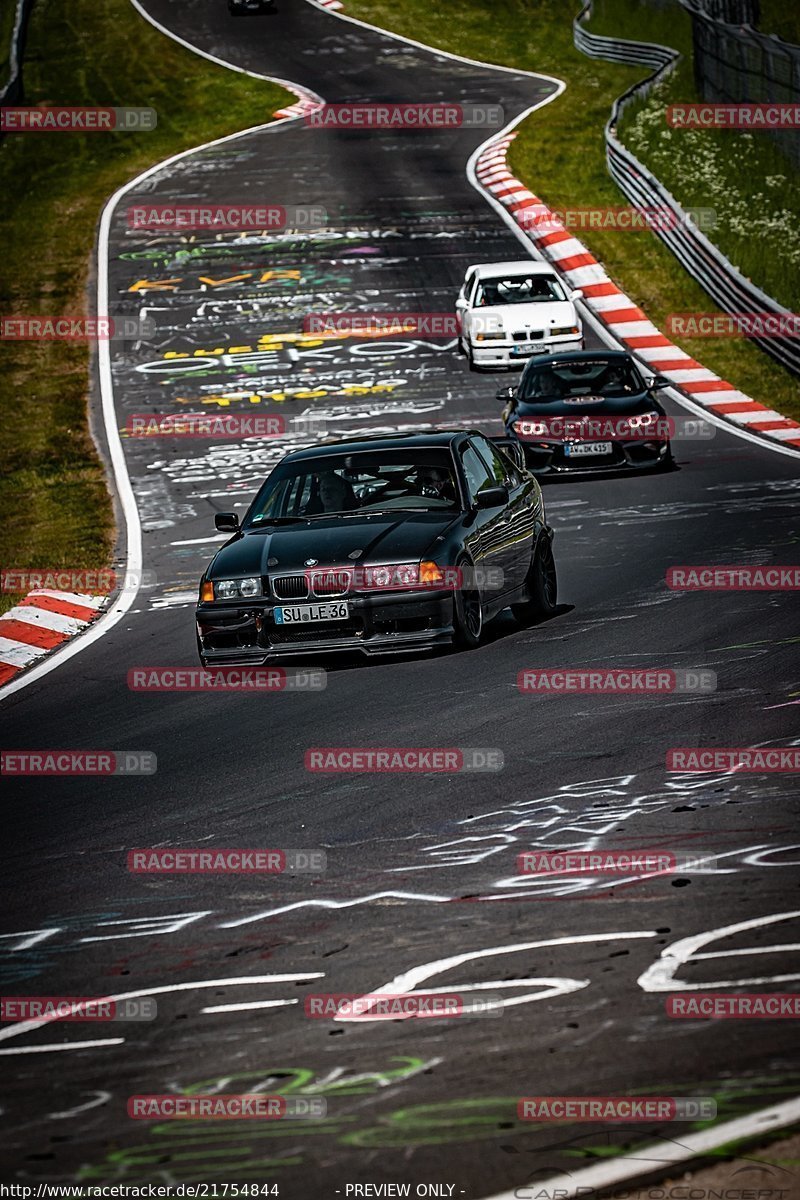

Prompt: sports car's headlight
xmin=514 ymin=419 xmax=550 ymax=437
xmin=475 ymin=331 xmax=505 ymax=342
xmin=626 ymin=411 xmax=661 ymax=429
xmin=550 ymin=326 xmax=581 ymax=336
xmin=213 ymin=577 xmax=262 ymax=600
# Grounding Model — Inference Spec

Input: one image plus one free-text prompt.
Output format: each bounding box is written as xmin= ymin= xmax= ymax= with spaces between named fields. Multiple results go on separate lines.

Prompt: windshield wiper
xmin=248 ymin=515 xmax=307 ymax=526
xmin=359 ymin=506 xmax=444 ymax=514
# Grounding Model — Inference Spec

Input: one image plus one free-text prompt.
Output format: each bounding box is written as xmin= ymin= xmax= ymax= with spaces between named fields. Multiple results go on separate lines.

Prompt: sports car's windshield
xmin=245 ymin=449 xmax=460 ymax=525
xmin=475 ymin=274 xmax=566 ymax=306
xmin=519 ymin=357 xmax=644 ymax=403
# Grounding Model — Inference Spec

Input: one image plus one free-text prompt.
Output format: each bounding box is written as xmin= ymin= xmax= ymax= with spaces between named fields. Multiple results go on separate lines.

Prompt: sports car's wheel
xmin=512 ymin=536 xmax=557 ymax=624
xmin=452 ymin=560 xmax=483 ymax=649
xmin=467 ymin=344 xmax=482 ymax=373
xmin=654 ymin=446 xmax=676 ymax=472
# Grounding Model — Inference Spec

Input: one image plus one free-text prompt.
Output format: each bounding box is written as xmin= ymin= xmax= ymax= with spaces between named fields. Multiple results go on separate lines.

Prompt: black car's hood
xmin=515 ymin=392 xmax=663 ymax=417
xmin=207 ymin=511 xmax=459 ymax=579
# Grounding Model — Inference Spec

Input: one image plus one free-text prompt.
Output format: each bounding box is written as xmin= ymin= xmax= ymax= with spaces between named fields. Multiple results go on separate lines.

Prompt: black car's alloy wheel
xmin=453 ymin=559 xmax=483 ymax=649
xmin=512 ymin=536 xmax=558 ymax=624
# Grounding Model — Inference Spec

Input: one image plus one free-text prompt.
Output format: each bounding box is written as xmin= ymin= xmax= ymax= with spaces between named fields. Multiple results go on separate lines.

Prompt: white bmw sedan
xmin=456 ymin=261 xmax=584 ymax=370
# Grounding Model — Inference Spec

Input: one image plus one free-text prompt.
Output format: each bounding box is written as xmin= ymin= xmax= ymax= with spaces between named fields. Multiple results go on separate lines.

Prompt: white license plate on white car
xmin=511 ymin=344 xmax=546 ymax=356
xmin=274 ymin=602 xmax=349 ymax=624
xmin=565 ymin=442 xmax=613 ymax=457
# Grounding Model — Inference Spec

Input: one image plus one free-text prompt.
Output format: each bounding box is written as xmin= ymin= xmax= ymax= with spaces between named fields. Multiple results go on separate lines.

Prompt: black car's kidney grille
xmin=272 ymin=574 xmax=308 ymax=600
xmin=309 ymin=569 xmax=351 ymax=597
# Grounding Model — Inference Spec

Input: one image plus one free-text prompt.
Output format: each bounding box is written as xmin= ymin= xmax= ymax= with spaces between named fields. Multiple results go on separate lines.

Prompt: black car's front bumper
xmin=196 ymin=590 xmax=455 ymax=662
xmin=514 ymin=437 xmax=670 ymax=474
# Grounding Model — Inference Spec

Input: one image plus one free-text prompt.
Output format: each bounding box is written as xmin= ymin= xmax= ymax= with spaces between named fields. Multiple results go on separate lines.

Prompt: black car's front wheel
xmin=452 ymin=559 xmax=483 ymax=649
xmin=512 ymin=536 xmax=558 ymax=625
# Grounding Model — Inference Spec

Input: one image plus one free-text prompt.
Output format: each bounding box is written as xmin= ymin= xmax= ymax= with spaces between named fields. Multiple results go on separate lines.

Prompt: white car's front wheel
xmin=466 ymin=343 xmax=483 ymax=372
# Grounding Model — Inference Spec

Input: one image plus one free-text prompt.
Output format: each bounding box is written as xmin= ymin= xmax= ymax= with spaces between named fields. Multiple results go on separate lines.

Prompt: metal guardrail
xmin=573 ymin=0 xmax=800 ymax=377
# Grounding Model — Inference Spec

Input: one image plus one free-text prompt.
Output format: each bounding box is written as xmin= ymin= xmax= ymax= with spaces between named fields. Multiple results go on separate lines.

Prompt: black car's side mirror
xmin=476 ymin=485 xmax=509 ymax=509
xmin=496 ymin=386 xmax=516 ymax=403
xmin=215 ymin=512 xmax=240 ymax=532
xmin=647 ymin=374 xmax=670 ymax=390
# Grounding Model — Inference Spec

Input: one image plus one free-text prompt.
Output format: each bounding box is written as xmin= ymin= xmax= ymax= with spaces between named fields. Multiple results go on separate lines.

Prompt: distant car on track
xmin=228 ymin=0 xmax=274 ymax=13
xmin=196 ymin=430 xmax=556 ymax=664
xmin=456 ymin=260 xmax=584 ymax=370
xmin=499 ymin=349 xmax=674 ymax=475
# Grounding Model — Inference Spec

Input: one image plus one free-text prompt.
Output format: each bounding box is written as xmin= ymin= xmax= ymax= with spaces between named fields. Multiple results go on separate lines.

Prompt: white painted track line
xmin=478 ymin=1096 xmax=800 ymax=1200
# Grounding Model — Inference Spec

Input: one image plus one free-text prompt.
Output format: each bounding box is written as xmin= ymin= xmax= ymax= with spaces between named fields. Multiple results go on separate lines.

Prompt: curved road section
xmin=1 ymin=1 xmax=799 ymax=1194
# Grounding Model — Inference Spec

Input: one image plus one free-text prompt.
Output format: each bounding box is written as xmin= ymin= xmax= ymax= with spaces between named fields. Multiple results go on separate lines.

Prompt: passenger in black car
xmin=303 ymin=471 xmax=359 ymax=515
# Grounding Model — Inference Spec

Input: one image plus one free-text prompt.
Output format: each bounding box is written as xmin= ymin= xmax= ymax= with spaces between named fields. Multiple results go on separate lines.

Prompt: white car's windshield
xmin=475 ymin=274 xmax=566 ymax=306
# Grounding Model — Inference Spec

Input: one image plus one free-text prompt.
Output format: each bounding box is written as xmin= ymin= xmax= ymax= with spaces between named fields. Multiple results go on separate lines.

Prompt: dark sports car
xmin=195 ymin=430 xmax=556 ymax=663
xmin=228 ymin=0 xmax=274 ymax=14
xmin=498 ymin=349 xmax=674 ymax=475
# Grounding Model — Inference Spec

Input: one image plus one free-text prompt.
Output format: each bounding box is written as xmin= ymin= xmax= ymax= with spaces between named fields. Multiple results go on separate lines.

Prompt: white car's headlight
xmin=475 ymin=331 xmax=505 ymax=341
xmin=550 ymin=325 xmax=581 ymax=336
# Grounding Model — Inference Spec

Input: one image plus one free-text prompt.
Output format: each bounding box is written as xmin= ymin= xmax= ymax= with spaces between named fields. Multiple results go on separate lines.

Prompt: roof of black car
xmin=285 ymin=429 xmax=478 ymax=461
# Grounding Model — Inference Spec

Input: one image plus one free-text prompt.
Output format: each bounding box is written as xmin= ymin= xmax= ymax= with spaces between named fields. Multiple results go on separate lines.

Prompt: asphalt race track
xmin=1 ymin=0 xmax=799 ymax=1194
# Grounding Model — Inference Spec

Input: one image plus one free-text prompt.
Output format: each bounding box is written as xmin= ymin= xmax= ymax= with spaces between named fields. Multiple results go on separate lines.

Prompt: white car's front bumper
xmin=470 ymin=335 xmax=584 ymax=367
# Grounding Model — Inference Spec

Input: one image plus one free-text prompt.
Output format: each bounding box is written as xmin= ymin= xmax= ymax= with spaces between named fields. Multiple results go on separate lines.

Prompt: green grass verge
xmin=344 ymin=0 xmax=800 ymax=422
xmin=757 ymin=1 xmax=800 ymax=44
xmin=0 ymin=0 xmax=290 ymax=613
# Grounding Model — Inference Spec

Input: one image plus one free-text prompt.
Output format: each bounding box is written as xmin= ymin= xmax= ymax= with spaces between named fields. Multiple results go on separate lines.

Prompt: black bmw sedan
xmin=195 ymin=430 xmax=556 ymax=663
xmin=499 ymin=349 xmax=674 ymax=475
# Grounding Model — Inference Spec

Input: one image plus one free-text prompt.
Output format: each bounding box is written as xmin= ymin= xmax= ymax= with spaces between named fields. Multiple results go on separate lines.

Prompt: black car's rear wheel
xmin=452 ymin=559 xmax=483 ymax=649
xmin=512 ymin=536 xmax=558 ymax=625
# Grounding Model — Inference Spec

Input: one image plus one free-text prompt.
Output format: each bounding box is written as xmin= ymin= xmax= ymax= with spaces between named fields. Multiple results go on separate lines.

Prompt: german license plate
xmin=565 ymin=442 xmax=613 ymax=457
xmin=511 ymin=344 xmax=546 ymax=357
xmin=273 ymin=602 xmax=349 ymax=624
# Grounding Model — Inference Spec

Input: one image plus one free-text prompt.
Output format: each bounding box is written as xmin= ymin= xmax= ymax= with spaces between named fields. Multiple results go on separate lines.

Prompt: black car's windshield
xmin=475 ymin=274 xmax=566 ymax=307
xmin=245 ymin=449 xmax=460 ymax=526
xmin=519 ymin=357 xmax=644 ymax=403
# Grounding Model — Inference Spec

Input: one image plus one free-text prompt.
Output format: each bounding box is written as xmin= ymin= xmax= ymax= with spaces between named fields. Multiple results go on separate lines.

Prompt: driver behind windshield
xmin=521 ymin=359 xmax=639 ymax=401
xmin=415 ymin=465 xmax=456 ymax=502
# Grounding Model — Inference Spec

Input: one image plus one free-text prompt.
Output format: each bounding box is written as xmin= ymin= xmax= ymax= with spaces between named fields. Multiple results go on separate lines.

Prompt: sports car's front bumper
xmin=515 ymin=437 xmax=671 ymax=474
xmin=196 ymin=589 xmax=455 ymax=662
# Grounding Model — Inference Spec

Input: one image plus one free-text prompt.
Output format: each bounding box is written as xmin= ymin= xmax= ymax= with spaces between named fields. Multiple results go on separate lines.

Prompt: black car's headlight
xmin=200 ymin=577 xmax=262 ymax=602
xmin=625 ymin=411 xmax=662 ymax=430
